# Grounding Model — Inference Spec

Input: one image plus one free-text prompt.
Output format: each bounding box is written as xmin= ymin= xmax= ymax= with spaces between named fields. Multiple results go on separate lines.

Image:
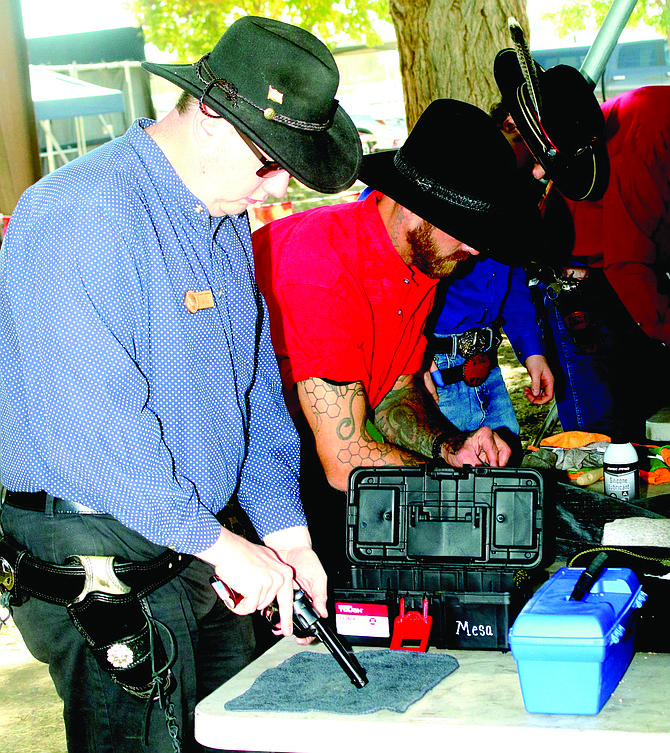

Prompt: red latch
xmin=389 ymin=597 xmax=432 ymax=652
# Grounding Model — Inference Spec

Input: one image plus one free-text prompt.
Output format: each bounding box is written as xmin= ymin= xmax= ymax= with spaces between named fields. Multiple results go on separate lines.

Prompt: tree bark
xmin=388 ymin=0 xmax=530 ymax=127
xmin=0 ymin=0 xmax=41 ymax=214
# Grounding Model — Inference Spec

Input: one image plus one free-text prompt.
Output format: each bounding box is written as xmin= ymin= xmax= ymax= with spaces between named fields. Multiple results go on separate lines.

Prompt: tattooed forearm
xmin=298 ymin=377 xmax=422 ymax=482
xmin=336 ymin=434 xmax=395 ymax=470
xmin=333 ymin=401 xmax=423 ymax=471
xmin=375 ymin=376 xmax=461 ymax=458
xmin=376 ymin=400 xmax=435 ymax=457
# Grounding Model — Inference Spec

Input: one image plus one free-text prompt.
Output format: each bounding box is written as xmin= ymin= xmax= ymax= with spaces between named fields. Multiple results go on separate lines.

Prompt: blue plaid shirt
xmin=0 ymin=119 xmax=306 ymax=554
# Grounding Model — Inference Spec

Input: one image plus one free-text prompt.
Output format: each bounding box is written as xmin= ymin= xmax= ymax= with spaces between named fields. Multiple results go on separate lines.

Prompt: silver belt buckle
xmin=458 ymin=327 xmax=492 ymax=357
xmin=0 ymin=558 xmax=15 ymax=593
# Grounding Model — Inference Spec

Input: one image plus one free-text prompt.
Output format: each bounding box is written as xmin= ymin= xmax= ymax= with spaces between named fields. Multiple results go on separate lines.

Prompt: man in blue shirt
xmin=0 ymin=17 xmax=361 ymax=752
xmin=427 ymin=105 xmax=554 ymax=454
xmin=429 ymin=258 xmax=554 ymax=446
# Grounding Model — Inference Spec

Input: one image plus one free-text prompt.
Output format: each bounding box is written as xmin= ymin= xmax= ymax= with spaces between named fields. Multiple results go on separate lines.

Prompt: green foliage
xmin=542 ymin=0 xmax=670 ymax=39
xmin=125 ymin=0 xmax=391 ymax=59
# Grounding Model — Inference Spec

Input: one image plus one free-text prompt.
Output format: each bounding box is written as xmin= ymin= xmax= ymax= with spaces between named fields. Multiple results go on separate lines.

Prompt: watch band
xmin=431 ymin=432 xmax=450 ymax=461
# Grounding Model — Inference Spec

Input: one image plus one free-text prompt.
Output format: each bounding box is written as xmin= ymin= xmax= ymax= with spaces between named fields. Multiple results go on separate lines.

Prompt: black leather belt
xmin=1 ymin=491 xmax=193 ymax=605
xmin=4 ymin=490 xmax=102 ymax=515
xmin=433 ymin=325 xmax=500 ymax=358
xmin=0 ymin=533 xmax=193 ymax=606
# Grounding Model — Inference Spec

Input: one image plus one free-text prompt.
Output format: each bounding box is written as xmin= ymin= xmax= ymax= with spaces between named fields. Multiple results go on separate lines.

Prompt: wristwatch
xmin=431 ymin=432 xmax=450 ymax=461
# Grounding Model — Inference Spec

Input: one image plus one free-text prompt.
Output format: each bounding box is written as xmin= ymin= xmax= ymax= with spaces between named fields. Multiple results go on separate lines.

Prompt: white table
xmin=195 ymin=639 xmax=670 ymax=753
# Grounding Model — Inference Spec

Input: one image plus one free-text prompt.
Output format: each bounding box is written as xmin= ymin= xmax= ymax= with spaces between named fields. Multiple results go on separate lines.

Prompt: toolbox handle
xmin=427 ymin=463 xmax=472 ymax=478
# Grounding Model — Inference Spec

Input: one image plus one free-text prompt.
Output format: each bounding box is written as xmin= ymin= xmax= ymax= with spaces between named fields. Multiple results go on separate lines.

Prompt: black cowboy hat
xmin=359 ymin=99 xmax=544 ymax=266
xmin=494 ymin=47 xmax=609 ymax=202
xmin=142 ymin=16 xmax=361 ymax=194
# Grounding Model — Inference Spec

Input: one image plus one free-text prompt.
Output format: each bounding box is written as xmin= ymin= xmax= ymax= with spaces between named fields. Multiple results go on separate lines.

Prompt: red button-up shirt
xmin=253 ymin=191 xmax=439 ymax=409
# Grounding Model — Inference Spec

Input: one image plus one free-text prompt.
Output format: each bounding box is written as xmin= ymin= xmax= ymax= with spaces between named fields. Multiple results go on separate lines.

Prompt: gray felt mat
xmin=224 ymin=649 xmax=459 ymax=715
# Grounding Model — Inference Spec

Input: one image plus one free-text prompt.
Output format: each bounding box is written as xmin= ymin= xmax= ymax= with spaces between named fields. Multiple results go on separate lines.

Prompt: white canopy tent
xmin=29 ymin=66 xmax=125 ymax=172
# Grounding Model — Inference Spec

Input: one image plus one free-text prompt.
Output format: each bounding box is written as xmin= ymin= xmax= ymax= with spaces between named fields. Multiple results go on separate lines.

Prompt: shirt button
xmin=397 ymin=309 xmax=402 ymax=316
xmin=403 ymin=278 xmax=410 ymax=284
xmin=194 ymin=204 xmax=204 ymax=213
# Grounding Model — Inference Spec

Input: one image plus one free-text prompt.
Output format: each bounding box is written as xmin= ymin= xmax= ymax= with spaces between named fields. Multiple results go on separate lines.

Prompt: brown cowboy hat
xmin=142 ymin=16 xmax=361 ymax=194
xmin=359 ymin=99 xmax=545 ymax=266
xmin=494 ymin=47 xmax=609 ymax=202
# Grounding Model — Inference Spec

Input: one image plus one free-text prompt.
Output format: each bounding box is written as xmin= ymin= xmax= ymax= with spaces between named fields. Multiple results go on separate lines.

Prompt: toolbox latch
xmin=390 ymin=597 xmax=432 ymax=652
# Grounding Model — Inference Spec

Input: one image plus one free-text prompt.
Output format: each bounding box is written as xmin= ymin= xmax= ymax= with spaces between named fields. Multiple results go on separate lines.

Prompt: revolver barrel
xmin=268 ymin=589 xmax=368 ymax=689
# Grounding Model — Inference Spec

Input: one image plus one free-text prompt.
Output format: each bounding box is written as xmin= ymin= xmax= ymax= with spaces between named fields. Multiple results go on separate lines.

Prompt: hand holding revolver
xmin=211 ymin=579 xmax=368 ymax=689
xmin=196 ymin=525 xmax=327 ymax=638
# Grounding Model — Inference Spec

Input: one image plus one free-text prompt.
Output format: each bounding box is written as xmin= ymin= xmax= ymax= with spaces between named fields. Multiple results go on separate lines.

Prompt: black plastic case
xmin=333 ymin=465 xmax=545 ymax=651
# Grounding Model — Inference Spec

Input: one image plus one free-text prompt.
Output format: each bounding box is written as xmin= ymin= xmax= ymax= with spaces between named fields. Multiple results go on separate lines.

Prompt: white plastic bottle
xmin=603 ymin=441 xmax=640 ymax=501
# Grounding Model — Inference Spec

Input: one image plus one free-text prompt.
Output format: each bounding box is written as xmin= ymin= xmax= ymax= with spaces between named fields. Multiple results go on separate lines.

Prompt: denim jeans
xmin=539 ymin=285 xmax=616 ymax=434
xmin=433 ymin=353 xmax=520 ymax=436
xmin=0 ymin=504 xmax=256 ymax=753
xmin=536 ymin=273 xmax=670 ymax=440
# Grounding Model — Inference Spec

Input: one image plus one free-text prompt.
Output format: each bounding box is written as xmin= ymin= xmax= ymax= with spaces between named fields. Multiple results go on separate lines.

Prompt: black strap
xmin=4 ymin=490 xmax=101 ymax=514
xmin=569 ymin=551 xmax=609 ymax=601
xmin=0 ymin=534 xmax=193 ymax=606
xmin=3 ymin=490 xmax=48 ymax=511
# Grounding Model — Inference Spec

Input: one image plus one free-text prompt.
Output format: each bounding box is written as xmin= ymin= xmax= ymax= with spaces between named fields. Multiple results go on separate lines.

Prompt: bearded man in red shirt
xmin=253 ymin=99 xmax=542 ymax=512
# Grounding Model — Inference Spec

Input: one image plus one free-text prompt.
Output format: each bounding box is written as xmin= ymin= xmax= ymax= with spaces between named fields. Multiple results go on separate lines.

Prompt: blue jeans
xmin=0 ymin=504 xmax=256 ymax=753
xmin=540 ymin=286 xmax=615 ymax=434
xmin=536 ymin=273 xmax=670 ymax=440
xmin=433 ymin=352 xmax=520 ymax=435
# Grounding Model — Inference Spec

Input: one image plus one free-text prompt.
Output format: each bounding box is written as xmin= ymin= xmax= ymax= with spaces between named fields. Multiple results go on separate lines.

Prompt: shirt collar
xmin=128 ymin=119 xmax=246 ymax=227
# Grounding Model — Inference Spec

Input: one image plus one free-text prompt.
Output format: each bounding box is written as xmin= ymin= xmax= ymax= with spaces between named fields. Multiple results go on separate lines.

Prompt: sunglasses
xmin=236 ymin=130 xmax=285 ymax=178
xmin=198 ymin=87 xmax=285 ymax=179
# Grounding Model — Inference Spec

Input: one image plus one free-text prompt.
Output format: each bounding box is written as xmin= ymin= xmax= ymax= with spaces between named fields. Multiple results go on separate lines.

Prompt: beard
xmin=406 ymin=221 xmax=471 ymax=278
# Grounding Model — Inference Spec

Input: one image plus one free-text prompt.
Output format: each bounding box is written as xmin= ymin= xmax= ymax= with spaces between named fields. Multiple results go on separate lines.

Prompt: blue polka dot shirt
xmin=0 ymin=119 xmax=307 ymax=554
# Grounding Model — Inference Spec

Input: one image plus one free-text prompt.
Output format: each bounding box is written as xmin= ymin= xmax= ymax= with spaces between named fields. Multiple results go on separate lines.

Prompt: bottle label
xmin=604 ymin=463 xmax=639 ymax=500
xmin=605 ymin=463 xmax=636 ymax=474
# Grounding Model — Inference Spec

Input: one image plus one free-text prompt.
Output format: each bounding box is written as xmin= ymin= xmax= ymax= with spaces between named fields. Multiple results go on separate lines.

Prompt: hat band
xmin=393 ymin=151 xmax=495 ymax=214
xmin=516 ymin=84 xmax=600 ymax=172
xmin=194 ymin=55 xmax=334 ymax=132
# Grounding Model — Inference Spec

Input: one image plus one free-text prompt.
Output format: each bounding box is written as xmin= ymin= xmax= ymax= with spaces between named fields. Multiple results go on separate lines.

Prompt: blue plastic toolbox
xmin=508 ymin=566 xmax=647 ymax=715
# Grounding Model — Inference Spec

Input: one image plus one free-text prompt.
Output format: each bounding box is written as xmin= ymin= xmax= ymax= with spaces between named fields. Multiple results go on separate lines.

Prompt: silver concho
xmin=107 ymin=643 xmax=134 ymax=669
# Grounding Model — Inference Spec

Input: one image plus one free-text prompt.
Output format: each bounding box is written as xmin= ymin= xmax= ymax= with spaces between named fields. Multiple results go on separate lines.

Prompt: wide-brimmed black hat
xmin=359 ymin=99 xmax=544 ymax=266
xmin=494 ymin=47 xmax=609 ymax=202
xmin=142 ymin=16 xmax=361 ymax=194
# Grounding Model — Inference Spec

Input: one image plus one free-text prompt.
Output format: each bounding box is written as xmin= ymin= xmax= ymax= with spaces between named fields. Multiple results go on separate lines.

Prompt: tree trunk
xmin=0 ymin=0 xmax=41 ymax=214
xmin=388 ymin=0 xmax=530 ymax=128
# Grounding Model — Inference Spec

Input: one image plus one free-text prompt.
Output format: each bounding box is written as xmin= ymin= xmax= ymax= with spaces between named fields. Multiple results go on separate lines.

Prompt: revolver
xmin=211 ymin=579 xmax=368 ymax=689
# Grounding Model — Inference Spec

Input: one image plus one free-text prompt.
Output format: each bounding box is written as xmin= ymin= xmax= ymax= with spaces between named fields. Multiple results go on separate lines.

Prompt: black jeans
xmin=1 ymin=504 xmax=256 ymax=753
